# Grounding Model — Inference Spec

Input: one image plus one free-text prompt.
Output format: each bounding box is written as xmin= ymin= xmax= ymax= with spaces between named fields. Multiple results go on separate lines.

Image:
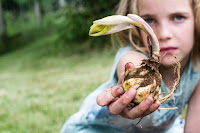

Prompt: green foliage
xmin=0 ymin=0 xmax=119 ymax=54
xmin=57 ymin=7 xmax=90 ymax=42
xmin=5 ymin=11 xmax=37 ymax=35
xmin=54 ymin=1 xmax=119 ymax=49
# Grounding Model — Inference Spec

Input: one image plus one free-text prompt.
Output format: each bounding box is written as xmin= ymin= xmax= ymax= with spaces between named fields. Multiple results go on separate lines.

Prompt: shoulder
xmin=107 ymin=45 xmax=148 ymax=83
xmin=116 ymin=47 xmax=147 ymax=77
xmin=115 ymin=45 xmax=147 ymax=60
xmin=118 ymin=51 xmax=146 ymax=67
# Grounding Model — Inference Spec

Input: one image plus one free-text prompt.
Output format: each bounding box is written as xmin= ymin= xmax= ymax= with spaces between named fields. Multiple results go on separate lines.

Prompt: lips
xmin=160 ymin=47 xmax=177 ymax=54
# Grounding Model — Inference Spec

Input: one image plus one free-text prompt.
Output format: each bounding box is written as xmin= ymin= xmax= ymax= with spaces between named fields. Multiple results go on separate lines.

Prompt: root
xmin=123 ymin=117 xmax=144 ymax=133
xmin=159 ymin=92 xmax=175 ymax=101
xmin=158 ymin=55 xmax=181 ymax=104
xmin=158 ymin=107 xmax=178 ymax=111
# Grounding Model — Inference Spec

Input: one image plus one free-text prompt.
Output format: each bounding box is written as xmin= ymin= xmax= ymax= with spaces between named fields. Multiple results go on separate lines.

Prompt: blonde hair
xmin=114 ymin=0 xmax=147 ymax=54
xmin=114 ymin=0 xmax=200 ymax=70
xmin=192 ymin=0 xmax=200 ymax=69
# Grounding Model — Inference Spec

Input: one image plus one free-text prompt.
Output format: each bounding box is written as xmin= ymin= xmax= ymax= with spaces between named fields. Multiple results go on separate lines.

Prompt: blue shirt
xmin=60 ymin=46 xmax=200 ymax=133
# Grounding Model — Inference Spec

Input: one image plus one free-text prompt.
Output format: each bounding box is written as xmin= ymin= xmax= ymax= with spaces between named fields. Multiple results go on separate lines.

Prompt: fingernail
xmin=154 ymin=101 xmax=161 ymax=108
xmin=127 ymin=88 xmax=136 ymax=99
xmin=117 ymin=87 xmax=124 ymax=94
xmin=145 ymin=97 xmax=152 ymax=105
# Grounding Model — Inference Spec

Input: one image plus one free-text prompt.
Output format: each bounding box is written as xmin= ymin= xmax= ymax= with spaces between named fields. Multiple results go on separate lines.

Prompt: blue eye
xmin=174 ymin=15 xmax=185 ymax=22
xmin=145 ymin=18 xmax=154 ymax=24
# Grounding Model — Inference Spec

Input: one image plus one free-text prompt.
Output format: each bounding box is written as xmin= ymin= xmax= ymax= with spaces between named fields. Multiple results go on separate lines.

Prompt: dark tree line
xmin=0 ymin=0 xmax=119 ymax=54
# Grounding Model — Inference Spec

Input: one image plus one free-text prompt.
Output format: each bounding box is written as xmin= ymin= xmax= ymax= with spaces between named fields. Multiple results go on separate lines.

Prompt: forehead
xmin=138 ymin=0 xmax=192 ymax=15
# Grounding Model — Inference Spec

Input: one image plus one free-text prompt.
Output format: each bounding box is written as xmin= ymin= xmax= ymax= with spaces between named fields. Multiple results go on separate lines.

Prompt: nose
xmin=156 ymin=22 xmax=172 ymax=42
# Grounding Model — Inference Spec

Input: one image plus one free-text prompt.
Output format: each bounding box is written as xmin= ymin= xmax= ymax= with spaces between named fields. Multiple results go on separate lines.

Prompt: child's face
xmin=138 ymin=0 xmax=194 ymax=67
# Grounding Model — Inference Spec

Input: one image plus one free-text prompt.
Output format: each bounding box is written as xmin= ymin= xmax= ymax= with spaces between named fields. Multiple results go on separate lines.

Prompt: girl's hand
xmin=96 ymin=73 xmax=161 ymax=119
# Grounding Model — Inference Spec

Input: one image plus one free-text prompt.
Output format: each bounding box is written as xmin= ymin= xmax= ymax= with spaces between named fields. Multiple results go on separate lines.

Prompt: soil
xmin=123 ymin=57 xmax=163 ymax=106
xmin=124 ymin=57 xmax=161 ymax=88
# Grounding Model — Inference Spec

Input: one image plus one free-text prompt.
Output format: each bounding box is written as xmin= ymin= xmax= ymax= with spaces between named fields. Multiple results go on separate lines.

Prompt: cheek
xmin=180 ymin=19 xmax=194 ymax=43
xmin=178 ymin=24 xmax=194 ymax=49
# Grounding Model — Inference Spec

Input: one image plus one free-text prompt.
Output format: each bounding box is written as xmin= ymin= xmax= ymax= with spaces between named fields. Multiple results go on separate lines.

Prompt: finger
xmin=97 ymin=86 xmax=124 ymax=106
xmin=142 ymin=101 xmax=161 ymax=116
xmin=117 ymin=62 xmax=135 ymax=85
xmin=125 ymin=62 xmax=135 ymax=72
xmin=123 ymin=97 xmax=153 ymax=119
xmin=119 ymin=105 xmax=133 ymax=119
xmin=108 ymin=87 xmax=136 ymax=115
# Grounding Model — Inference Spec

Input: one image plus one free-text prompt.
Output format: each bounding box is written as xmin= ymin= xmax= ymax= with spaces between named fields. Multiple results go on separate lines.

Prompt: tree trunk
xmin=0 ymin=0 xmax=6 ymax=34
xmin=34 ymin=0 xmax=42 ymax=26
xmin=58 ymin=0 xmax=66 ymax=8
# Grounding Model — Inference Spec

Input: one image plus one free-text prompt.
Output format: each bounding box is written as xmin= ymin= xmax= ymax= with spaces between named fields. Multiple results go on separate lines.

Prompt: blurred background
xmin=0 ymin=0 xmax=119 ymax=132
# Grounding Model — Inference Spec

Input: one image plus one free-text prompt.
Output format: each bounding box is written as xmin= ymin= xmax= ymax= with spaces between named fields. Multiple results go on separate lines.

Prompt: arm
xmin=97 ymin=52 xmax=160 ymax=119
xmin=184 ymin=80 xmax=200 ymax=133
xmin=116 ymin=52 xmax=144 ymax=77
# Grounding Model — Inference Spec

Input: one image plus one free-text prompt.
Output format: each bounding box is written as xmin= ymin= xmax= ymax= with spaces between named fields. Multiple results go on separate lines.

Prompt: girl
xmin=60 ymin=0 xmax=200 ymax=132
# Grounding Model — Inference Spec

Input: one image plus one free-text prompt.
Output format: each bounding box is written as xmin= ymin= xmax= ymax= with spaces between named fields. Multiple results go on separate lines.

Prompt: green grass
xmin=0 ymin=35 xmax=117 ymax=132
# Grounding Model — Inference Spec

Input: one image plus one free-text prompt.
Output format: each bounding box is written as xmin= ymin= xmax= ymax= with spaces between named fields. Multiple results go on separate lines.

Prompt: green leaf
xmin=89 ymin=24 xmax=113 ymax=36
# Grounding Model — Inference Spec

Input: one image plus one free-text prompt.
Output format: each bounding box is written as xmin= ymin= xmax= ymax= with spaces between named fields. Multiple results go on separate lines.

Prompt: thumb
xmin=125 ymin=62 xmax=135 ymax=72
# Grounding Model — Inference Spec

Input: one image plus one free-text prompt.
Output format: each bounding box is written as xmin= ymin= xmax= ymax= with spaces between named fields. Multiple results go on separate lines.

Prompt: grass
xmin=0 ymin=34 xmax=117 ymax=132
